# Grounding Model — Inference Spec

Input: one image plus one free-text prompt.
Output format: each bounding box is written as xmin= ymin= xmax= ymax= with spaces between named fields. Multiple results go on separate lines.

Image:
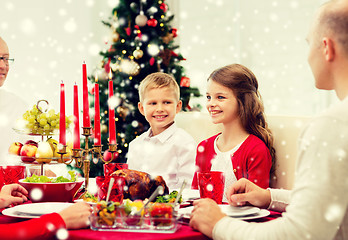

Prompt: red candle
xmin=94 ymin=75 xmax=101 ymax=145
xmin=108 ymin=78 xmax=116 ymax=145
xmin=73 ymin=83 xmax=80 ymax=149
xmin=59 ymin=81 xmax=66 ymax=145
xmin=82 ymin=61 xmax=91 ymax=128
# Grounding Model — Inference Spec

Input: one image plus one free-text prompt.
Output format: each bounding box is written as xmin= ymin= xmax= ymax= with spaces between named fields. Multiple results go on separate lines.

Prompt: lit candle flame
xmin=108 ymin=69 xmax=112 ymax=80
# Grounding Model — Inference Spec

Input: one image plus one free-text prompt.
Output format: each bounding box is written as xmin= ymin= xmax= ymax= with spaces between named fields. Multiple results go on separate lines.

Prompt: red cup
xmin=0 ymin=165 xmax=26 ymax=189
xmin=96 ymin=175 xmax=126 ymax=203
xmin=104 ymin=163 xmax=128 ymax=176
xmin=197 ymin=171 xmax=225 ymax=204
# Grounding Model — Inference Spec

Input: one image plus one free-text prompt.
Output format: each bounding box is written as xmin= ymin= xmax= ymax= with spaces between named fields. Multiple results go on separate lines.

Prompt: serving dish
xmin=89 ymin=213 xmax=179 ymax=233
xmin=18 ymin=178 xmax=83 ymax=202
xmin=90 ymin=200 xmax=180 ymax=233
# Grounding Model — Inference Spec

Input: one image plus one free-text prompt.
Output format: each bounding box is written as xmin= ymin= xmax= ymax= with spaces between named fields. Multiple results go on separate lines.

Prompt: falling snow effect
xmin=206 ymin=183 xmax=214 ymax=191
xmin=0 ymin=0 xmax=333 ymax=116
xmin=325 ymin=204 xmax=344 ymax=222
xmin=30 ymin=188 xmax=44 ymax=201
xmin=0 ymin=0 xmax=326 ymax=114
xmin=108 ymin=96 xmax=121 ymax=109
xmin=197 ymin=145 xmax=205 ymax=153
xmin=1 ymin=1 xmax=346 ymax=238
xmin=56 ymin=228 xmax=69 ymax=240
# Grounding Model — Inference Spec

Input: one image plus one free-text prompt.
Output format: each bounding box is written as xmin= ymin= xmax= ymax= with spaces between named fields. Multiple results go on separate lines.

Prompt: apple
xmin=20 ymin=144 xmax=38 ymax=163
xmin=25 ymin=140 xmax=38 ymax=147
xmin=103 ymin=150 xmax=119 ymax=162
xmin=8 ymin=142 xmax=23 ymax=155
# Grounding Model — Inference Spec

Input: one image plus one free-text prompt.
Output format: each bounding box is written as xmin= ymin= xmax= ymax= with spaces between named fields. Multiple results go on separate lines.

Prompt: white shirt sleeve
xmin=267 ymin=188 xmax=291 ymax=212
xmin=212 ymin=104 xmax=348 ymax=240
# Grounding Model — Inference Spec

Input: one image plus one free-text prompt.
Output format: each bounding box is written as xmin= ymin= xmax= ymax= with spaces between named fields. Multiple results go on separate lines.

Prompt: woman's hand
xmin=189 ymin=198 xmax=226 ymax=238
xmin=226 ymin=178 xmax=271 ymax=209
xmin=0 ymin=184 xmax=28 ymax=208
xmin=59 ymin=202 xmax=92 ymax=229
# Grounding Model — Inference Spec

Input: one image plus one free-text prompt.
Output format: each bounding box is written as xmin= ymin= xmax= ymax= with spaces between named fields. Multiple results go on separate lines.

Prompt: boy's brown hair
xmin=138 ymin=72 xmax=180 ymax=102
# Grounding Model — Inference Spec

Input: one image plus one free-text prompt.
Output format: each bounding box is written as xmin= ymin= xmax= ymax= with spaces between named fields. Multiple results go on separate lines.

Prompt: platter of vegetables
xmin=89 ymin=191 xmax=181 ymax=233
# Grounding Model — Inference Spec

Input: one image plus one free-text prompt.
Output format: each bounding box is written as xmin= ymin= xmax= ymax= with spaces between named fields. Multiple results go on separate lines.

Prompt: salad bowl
xmin=18 ymin=173 xmax=83 ymax=203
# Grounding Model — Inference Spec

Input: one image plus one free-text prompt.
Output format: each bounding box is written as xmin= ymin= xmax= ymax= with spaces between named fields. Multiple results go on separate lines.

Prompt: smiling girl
xmin=191 ymin=64 xmax=275 ymax=201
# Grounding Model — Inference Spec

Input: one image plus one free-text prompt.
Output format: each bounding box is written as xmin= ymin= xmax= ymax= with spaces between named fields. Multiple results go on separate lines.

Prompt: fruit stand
xmin=10 ymin=99 xmax=118 ymax=193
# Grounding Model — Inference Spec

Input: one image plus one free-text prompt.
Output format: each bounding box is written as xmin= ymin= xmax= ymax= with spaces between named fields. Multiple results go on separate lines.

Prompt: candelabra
xmin=57 ymin=127 xmax=118 ymax=191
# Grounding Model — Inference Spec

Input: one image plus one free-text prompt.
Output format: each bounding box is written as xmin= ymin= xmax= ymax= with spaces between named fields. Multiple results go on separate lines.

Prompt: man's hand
xmin=59 ymin=202 xmax=92 ymax=229
xmin=226 ymin=178 xmax=271 ymax=209
xmin=0 ymin=184 xmax=28 ymax=208
xmin=189 ymin=198 xmax=226 ymax=238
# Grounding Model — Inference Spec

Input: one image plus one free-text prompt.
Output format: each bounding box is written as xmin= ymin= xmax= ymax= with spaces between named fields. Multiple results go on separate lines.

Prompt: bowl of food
xmin=18 ymin=171 xmax=83 ymax=203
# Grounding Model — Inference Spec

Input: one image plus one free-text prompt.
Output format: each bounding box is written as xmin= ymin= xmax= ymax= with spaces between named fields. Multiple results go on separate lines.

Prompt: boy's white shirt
xmin=127 ymin=122 xmax=196 ymax=190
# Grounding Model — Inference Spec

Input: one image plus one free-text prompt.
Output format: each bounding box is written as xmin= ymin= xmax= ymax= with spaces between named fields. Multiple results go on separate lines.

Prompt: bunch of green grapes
xmin=22 ymin=104 xmax=72 ymax=135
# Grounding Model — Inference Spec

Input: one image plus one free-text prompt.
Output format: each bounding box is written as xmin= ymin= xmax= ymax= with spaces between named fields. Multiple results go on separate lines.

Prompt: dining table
xmin=0 ymin=206 xmax=281 ymax=240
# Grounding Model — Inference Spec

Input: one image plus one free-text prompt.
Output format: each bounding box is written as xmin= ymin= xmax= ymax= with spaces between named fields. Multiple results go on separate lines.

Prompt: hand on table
xmin=189 ymin=198 xmax=226 ymax=238
xmin=226 ymin=178 xmax=271 ymax=209
xmin=0 ymin=184 xmax=28 ymax=208
xmin=59 ymin=202 xmax=92 ymax=229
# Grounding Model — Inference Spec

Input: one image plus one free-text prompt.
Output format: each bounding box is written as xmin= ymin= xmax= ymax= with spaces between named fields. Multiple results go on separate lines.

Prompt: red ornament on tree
xmin=180 ymin=76 xmax=191 ymax=87
xmin=134 ymin=25 xmax=142 ymax=38
xmin=126 ymin=27 xmax=131 ymax=36
xmin=149 ymin=57 xmax=155 ymax=66
xmin=170 ymin=50 xmax=178 ymax=57
xmin=170 ymin=28 xmax=178 ymax=38
xmin=159 ymin=3 xmax=168 ymax=12
xmin=147 ymin=18 xmax=158 ymax=27
xmin=104 ymin=58 xmax=111 ymax=74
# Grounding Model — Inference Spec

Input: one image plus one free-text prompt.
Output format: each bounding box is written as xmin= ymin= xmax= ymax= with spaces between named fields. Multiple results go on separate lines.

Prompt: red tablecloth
xmin=68 ymin=225 xmax=209 ymax=240
xmin=0 ymin=210 xmax=281 ymax=240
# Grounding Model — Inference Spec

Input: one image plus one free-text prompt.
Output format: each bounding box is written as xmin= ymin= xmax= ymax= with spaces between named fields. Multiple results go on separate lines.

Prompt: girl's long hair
xmin=208 ymin=64 xmax=276 ymax=173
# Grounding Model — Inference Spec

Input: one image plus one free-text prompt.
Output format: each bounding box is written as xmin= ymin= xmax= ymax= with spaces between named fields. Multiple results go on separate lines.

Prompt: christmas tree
xmin=88 ymin=0 xmax=200 ymax=176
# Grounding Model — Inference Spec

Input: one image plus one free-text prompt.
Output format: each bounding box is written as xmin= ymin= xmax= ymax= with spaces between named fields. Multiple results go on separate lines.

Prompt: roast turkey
xmin=111 ymin=169 xmax=169 ymax=200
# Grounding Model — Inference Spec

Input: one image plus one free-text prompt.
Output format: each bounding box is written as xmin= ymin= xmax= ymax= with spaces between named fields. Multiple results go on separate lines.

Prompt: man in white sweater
xmin=189 ymin=0 xmax=348 ymax=239
xmin=0 ymin=37 xmax=28 ymax=165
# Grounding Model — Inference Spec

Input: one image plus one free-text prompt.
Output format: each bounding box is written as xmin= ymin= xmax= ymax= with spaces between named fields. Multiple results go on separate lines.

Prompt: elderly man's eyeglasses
xmin=0 ymin=57 xmax=14 ymax=66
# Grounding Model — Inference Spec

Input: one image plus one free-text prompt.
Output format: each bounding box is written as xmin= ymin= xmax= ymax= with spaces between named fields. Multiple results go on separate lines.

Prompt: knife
xmin=12 ymin=211 xmax=43 ymax=217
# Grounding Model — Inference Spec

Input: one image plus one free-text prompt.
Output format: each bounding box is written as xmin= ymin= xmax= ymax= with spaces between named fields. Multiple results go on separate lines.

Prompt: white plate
xmin=179 ymin=204 xmax=260 ymax=218
xmin=232 ymin=209 xmax=270 ymax=220
xmin=2 ymin=202 xmax=73 ymax=219
xmin=219 ymin=205 xmax=260 ymax=217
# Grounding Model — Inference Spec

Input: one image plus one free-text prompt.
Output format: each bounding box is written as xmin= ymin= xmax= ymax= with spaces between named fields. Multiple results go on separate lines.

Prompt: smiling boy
xmin=127 ymin=72 xmax=196 ymax=190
